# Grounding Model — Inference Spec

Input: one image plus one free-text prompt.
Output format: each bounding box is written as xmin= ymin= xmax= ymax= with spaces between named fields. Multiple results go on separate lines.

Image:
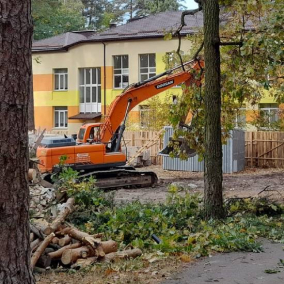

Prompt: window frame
xmin=79 ymin=68 xmax=101 ymax=113
xmin=259 ymin=104 xmax=279 ymax=129
xmin=54 ymin=107 xmax=68 ymax=128
xmin=139 ymin=53 xmax=156 ymax=82
xmin=235 ymin=107 xmax=246 ymax=129
xmin=113 ymin=55 xmax=129 ymax=89
xmin=54 ymin=68 xmax=68 ymax=91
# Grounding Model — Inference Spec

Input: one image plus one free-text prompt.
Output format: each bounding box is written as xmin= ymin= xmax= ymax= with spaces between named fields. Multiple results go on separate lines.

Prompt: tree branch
xmin=213 ymin=38 xmax=243 ymax=46
xmin=193 ymin=41 xmax=204 ymax=59
xmin=219 ymin=41 xmax=243 ymax=46
xmin=174 ymin=6 xmax=202 ymax=36
xmin=174 ymin=1 xmax=203 ymax=70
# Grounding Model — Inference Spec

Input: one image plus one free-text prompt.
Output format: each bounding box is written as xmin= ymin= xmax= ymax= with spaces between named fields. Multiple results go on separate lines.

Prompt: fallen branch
xmin=31 ymin=239 xmax=41 ymax=253
xmin=58 ymin=235 xmax=72 ymax=247
xmin=30 ymin=223 xmax=44 ymax=240
xmin=61 ymin=246 xmax=90 ymax=265
xmin=31 ymin=233 xmax=55 ymax=269
xmin=44 ymin=198 xmax=75 ymax=235
xmin=48 ymin=242 xmax=81 ymax=260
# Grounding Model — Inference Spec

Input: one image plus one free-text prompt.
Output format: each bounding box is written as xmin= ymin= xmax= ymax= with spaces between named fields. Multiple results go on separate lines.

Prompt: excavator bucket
xmin=159 ymin=137 xmax=197 ymax=158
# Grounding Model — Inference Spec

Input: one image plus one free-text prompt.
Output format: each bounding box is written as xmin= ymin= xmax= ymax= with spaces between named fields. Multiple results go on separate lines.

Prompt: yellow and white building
xmin=32 ymin=11 xmax=282 ymax=134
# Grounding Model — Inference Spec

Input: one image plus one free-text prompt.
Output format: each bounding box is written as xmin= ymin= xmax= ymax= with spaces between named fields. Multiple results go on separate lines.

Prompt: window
xmin=79 ymin=68 xmax=101 ymax=113
xmin=235 ymin=108 xmax=246 ymax=128
xmin=165 ymin=51 xmax=185 ymax=87
xmin=54 ymin=107 xmax=68 ymax=128
xmin=166 ymin=50 xmax=185 ymax=69
xmin=54 ymin=69 xmax=68 ymax=91
xmin=259 ymin=103 xmax=279 ymax=128
xmin=139 ymin=54 xmax=156 ymax=81
xmin=113 ymin=55 xmax=129 ymax=88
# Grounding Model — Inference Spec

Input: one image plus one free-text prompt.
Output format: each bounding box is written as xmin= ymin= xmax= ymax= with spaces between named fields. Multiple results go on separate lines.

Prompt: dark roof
xmin=32 ymin=11 xmax=203 ymax=52
xmin=68 ymin=113 xmax=101 ymax=120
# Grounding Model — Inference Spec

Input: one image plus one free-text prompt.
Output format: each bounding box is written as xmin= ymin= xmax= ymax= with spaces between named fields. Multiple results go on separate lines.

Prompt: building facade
xmin=32 ymin=11 xmax=282 ymax=134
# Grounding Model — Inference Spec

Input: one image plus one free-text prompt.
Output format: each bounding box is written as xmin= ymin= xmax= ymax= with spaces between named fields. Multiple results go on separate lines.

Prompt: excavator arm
xmin=100 ymin=59 xmax=204 ymax=144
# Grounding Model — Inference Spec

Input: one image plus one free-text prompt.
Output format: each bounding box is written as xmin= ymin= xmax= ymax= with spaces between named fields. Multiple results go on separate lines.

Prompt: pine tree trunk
xmin=0 ymin=0 xmax=34 ymax=283
xmin=203 ymin=0 xmax=225 ymax=219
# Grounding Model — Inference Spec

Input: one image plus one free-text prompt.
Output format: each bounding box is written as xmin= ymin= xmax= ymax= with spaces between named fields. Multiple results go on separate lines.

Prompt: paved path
xmin=163 ymin=239 xmax=284 ymax=284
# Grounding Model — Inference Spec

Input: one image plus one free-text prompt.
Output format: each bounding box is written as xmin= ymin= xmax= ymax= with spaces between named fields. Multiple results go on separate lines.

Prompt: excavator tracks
xmin=78 ymin=168 xmax=158 ymax=189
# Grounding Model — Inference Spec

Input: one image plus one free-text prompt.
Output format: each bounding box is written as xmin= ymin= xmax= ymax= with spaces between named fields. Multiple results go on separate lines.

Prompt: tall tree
xmin=202 ymin=0 xmax=224 ymax=219
xmin=0 ymin=0 xmax=35 ymax=283
xmin=146 ymin=0 xmax=185 ymax=14
xmin=32 ymin=0 xmax=85 ymax=40
xmin=171 ymin=0 xmax=225 ymax=219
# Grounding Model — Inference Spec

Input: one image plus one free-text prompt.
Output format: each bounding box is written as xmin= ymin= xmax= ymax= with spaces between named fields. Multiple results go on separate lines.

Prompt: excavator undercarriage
xmin=43 ymin=165 xmax=158 ymax=190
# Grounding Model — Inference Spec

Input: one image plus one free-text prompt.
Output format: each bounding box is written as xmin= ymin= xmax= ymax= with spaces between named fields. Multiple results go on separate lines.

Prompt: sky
xmin=184 ymin=0 xmax=198 ymax=10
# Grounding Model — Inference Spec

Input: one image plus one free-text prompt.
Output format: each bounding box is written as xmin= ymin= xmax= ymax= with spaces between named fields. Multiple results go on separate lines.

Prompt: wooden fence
xmin=124 ymin=131 xmax=284 ymax=168
xmin=123 ymin=130 xmax=163 ymax=165
xmin=246 ymin=131 xmax=284 ymax=168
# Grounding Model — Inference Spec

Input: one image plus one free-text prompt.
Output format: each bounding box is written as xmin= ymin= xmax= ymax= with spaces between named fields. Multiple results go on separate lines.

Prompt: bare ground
xmin=115 ymin=166 xmax=284 ymax=203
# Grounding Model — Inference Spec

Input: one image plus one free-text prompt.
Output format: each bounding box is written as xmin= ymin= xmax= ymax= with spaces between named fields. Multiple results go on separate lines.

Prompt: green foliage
xmin=145 ymin=0 xmax=186 ymax=14
xmin=57 ymin=166 xmax=114 ymax=208
xmin=137 ymin=94 xmax=174 ymax=130
xmin=68 ymin=181 xmax=284 ymax=257
xmin=249 ymin=109 xmax=284 ymax=131
xmin=32 ymin=0 xmax=85 ymax=40
xmin=168 ymin=0 xmax=284 ymax=156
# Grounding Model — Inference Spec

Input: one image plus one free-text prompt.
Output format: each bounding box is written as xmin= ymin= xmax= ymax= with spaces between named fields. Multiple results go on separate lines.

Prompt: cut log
xmin=48 ymin=242 xmax=81 ymax=260
xmin=96 ymin=245 xmax=105 ymax=258
xmin=32 ymin=220 xmax=49 ymax=237
xmin=61 ymin=246 xmax=89 ymax=265
xmin=48 ymin=243 xmax=61 ymax=251
xmin=30 ymin=223 xmax=44 ymax=239
xmin=72 ymin=257 xmax=97 ymax=269
xmin=30 ymin=233 xmax=35 ymax=242
xmin=44 ymin=248 xmax=54 ymax=254
xmin=51 ymin=237 xmax=60 ymax=244
xmin=31 ymin=233 xmax=55 ymax=269
xmin=103 ymin=248 xmax=142 ymax=262
xmin=36 ymin=254 xmax=51 ymax=269
xmin=63 ymin=227 xmax=98 ymax=253
xmin=55 ymin=226 xmax=71 ymax=236
xmin=28 ymin=168 xmax=37 ymax=181
xmin=31 ymin=238 xmax=41 ymax=252
xmin=60 ymin=240 xmax=118 ymax=265
xmin=100 ymin=240 xmax=118 ymax=254
xmin=44 ymin=198 xmax=75 ymax=234
xmin=58 ymin=235 xmax=72 ymax=247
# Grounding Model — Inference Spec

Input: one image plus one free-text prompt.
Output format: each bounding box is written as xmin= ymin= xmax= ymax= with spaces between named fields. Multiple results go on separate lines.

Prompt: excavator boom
xmin=100 ymin=59 xmax=204 ymax=144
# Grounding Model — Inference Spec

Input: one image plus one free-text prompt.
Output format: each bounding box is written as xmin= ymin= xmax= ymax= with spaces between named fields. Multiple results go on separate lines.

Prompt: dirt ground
xmin=36 ymin=166 xmax=284 ymax=284
xmin=115 ymin=166 xmax=284 ymax=203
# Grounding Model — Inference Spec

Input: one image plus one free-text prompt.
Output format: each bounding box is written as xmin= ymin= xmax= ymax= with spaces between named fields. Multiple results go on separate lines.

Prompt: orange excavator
xmin=37 ymin=59 xmax=204 ymax=189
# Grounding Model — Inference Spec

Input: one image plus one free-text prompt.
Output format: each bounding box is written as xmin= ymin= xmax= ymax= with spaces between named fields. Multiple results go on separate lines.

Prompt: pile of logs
xmin=30 ymin=198 xmax=142 ymax=270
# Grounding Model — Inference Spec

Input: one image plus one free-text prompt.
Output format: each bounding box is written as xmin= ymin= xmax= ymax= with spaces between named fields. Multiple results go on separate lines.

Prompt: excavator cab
xmin=87 ymin=126 xmax=101 ymax=144
xmin=77 ymin=123 xmax=103 ymax=144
